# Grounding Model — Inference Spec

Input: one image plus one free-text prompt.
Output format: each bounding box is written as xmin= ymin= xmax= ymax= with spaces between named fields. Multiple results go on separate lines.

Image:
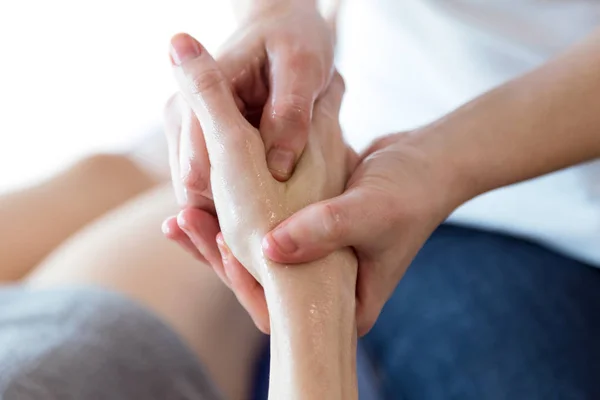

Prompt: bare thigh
xmin=27 ymin=184 xmax=263 ymax=400
xmin=0 ymin=154 xmax=158 ymax=281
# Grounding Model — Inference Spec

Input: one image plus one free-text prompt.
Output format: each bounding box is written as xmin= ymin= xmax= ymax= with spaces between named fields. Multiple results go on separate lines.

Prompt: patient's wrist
xmin=257 ymin=248 xmax=357 ymax=317
xmin=259 ymin=249 xmax=358 ymax=399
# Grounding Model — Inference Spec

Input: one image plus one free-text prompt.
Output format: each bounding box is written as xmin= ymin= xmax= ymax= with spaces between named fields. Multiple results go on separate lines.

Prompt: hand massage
xmin=1 ymin=1 xmax=600 ymax=399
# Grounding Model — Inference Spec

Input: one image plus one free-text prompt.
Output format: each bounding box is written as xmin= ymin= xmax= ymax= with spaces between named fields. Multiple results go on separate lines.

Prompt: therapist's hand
xmin=219 ymin=2 xmax=335 ymax=180
xmin=166 ymin=32 xmax=354 ymax=333
xmin=262 ymin=132 xmax=469 ymax=335
xmin=162 ymin=1 xmax=335 ymax=270
xmin=163 ymin=3 xmax=334 ymax=270
xmin=174 ymin=2 xmax=334 ymax=191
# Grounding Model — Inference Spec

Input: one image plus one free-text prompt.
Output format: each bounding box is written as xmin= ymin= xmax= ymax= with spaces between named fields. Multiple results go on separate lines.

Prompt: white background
xmin=0 ymin=0 xmax=235 ymax=192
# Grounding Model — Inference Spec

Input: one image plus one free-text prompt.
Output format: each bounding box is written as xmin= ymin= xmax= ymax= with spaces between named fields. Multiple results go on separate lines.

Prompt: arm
xmin=263 ymin=250 xmax=357 ymax=399
xmin=170 ymin=34 xmax=358 ymax=399
xmin=414 ymin=28 xmax=600 ymax=201
xmin=164 ymin=0 xmax=340 ymax=273
xmin=261 ymin=26 xmax=600 ymax=337
xmin=217 ymin=223 xmax=358 ymax=399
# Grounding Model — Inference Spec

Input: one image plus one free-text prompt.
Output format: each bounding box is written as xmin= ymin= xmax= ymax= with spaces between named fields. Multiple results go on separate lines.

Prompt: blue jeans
xmin=254 ymin=224 xmax=600 ymax=399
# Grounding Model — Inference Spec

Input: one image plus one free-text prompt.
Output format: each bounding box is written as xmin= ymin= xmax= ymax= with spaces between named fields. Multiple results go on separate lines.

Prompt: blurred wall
xmin=0 ymin=0 xmax=235 ymax=191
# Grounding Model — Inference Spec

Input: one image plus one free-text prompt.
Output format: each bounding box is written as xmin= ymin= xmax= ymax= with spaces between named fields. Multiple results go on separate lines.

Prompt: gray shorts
xmin=0 ymin=286 xmax=221 ymax=400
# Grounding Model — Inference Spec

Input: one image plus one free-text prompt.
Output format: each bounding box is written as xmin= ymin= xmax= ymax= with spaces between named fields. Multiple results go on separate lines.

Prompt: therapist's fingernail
xmin=267 ymin=228 xmax=298 ymax=255
xmin=267 ymin=148 xmax=295 ymax=180
xmin=216 ymin=234 xmax=234 ymax=284
xmin=170 ymin=33 xmax=202 ymax=66
xmin=216 ymin=234 xmax=230 ymax=260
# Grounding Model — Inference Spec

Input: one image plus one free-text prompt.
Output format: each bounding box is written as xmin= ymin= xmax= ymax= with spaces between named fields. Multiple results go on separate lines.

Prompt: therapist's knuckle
xmin=288 ymin=49 xmax=318 ymax=72
xmin=272 ymin=93 xmax=312 ymax=131
xmin=320 ymin=202 xmax=348 ymax=243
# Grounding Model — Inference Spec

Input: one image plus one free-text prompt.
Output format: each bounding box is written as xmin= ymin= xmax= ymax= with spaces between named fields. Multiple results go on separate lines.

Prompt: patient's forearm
xmin=258 ymin=249 xmax=358 ymax=400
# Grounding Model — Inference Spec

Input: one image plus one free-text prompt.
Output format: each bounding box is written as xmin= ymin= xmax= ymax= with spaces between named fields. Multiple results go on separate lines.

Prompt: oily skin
xmin=170 ymin=33 xmax=358 ymax=399
xmin=171 ymin=3 xmax=600 ymax=340
xmin=262 ymin=26 xmax=600 ymax=324
xmin=163 ymin=0 xmax=352 ymax=335
xmin=163 ymin=0 xmax=337 ymax=294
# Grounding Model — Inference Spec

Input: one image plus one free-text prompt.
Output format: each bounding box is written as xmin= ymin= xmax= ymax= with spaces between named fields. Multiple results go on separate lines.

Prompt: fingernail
xmin=216 ymin=234 xmax=233 ymax=282
xmin=267 ymin=148 xmax=295 ymax=180
xmin=170 ymin=33 xmax=202 ymax=66
xmin=216 ymin=234 xmax=230 ymax=261
xmin=177 ymin=212 xmax=197 ymax=241
xmin=161 ymin=218 xmax=174 ymax=237
xmin=268 ymin=228 xmax=298 ymax=255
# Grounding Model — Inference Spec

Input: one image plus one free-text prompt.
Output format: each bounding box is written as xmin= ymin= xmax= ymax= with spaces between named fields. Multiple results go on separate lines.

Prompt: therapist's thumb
xmin=260 ymin=49 xmax=325 ymax=182
xmin=262 ymin=188 xmax=378 ymax=263
xmin=170 ymin=33 xmax=266 ymax=170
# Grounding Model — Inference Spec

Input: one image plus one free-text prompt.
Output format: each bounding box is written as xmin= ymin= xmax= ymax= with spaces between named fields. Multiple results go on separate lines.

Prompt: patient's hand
xmin=168 ymin=32 xmax=355 ymax=288
xmin=170 ymin=33 xmax=358 ymax=399
xmin=181 ymin=64 xmax=349 ymax=280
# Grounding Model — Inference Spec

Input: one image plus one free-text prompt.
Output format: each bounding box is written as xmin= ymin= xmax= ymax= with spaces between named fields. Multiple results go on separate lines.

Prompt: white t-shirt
xmin=336 ymin=0 xmax=600 ymax=266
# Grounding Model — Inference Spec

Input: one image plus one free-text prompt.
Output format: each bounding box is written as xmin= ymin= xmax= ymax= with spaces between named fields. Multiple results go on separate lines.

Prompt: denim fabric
xmin=255 ymin=224 xmax=600 ymax=399
xmin=365 ymin=224 xmax=600 ymax=399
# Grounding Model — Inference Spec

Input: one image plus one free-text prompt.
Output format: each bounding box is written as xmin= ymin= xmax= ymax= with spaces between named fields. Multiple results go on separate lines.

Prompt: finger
xmin=162 ymin=216 xmax=207 ymax=263
xmin=305 ymin=72 xmax=347 ymax=171
xmin=312 ymin=72 xmax=345 ymax=120
xmin=177 ymin=209 xmax=231 ymax=288
xmin=163 ymin=94 xmax=186 ymax=205
xmin=170 ymin=33 xmax=266 ymax=173
xmin=177 ymin=208 xmax=222 ymax=269
xmin=227 ymin=261 xmax=270 ymax=334
xmin=263 ymin=188 xmax=386 ymax=263
xmin=355 ymin=268 xmax=386 ymax=337
xmin=260 ymin=45 xmax=326 ymax=181
xmin=217 ymin=233 xmax=270 ymax=334
xmin=356 ymin=304 xmax=384 ymax=337
xmin=216 ymin=42 xmax=268 ymax=114
xmin=178 ymin=96 xmax=213 ymax=205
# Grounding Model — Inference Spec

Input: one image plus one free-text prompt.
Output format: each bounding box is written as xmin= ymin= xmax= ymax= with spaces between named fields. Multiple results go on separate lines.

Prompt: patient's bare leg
xmin=0 ymin=154 xmax=158 ymax=281
xmin=27 ymin=184 xmax=263 ymax=400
